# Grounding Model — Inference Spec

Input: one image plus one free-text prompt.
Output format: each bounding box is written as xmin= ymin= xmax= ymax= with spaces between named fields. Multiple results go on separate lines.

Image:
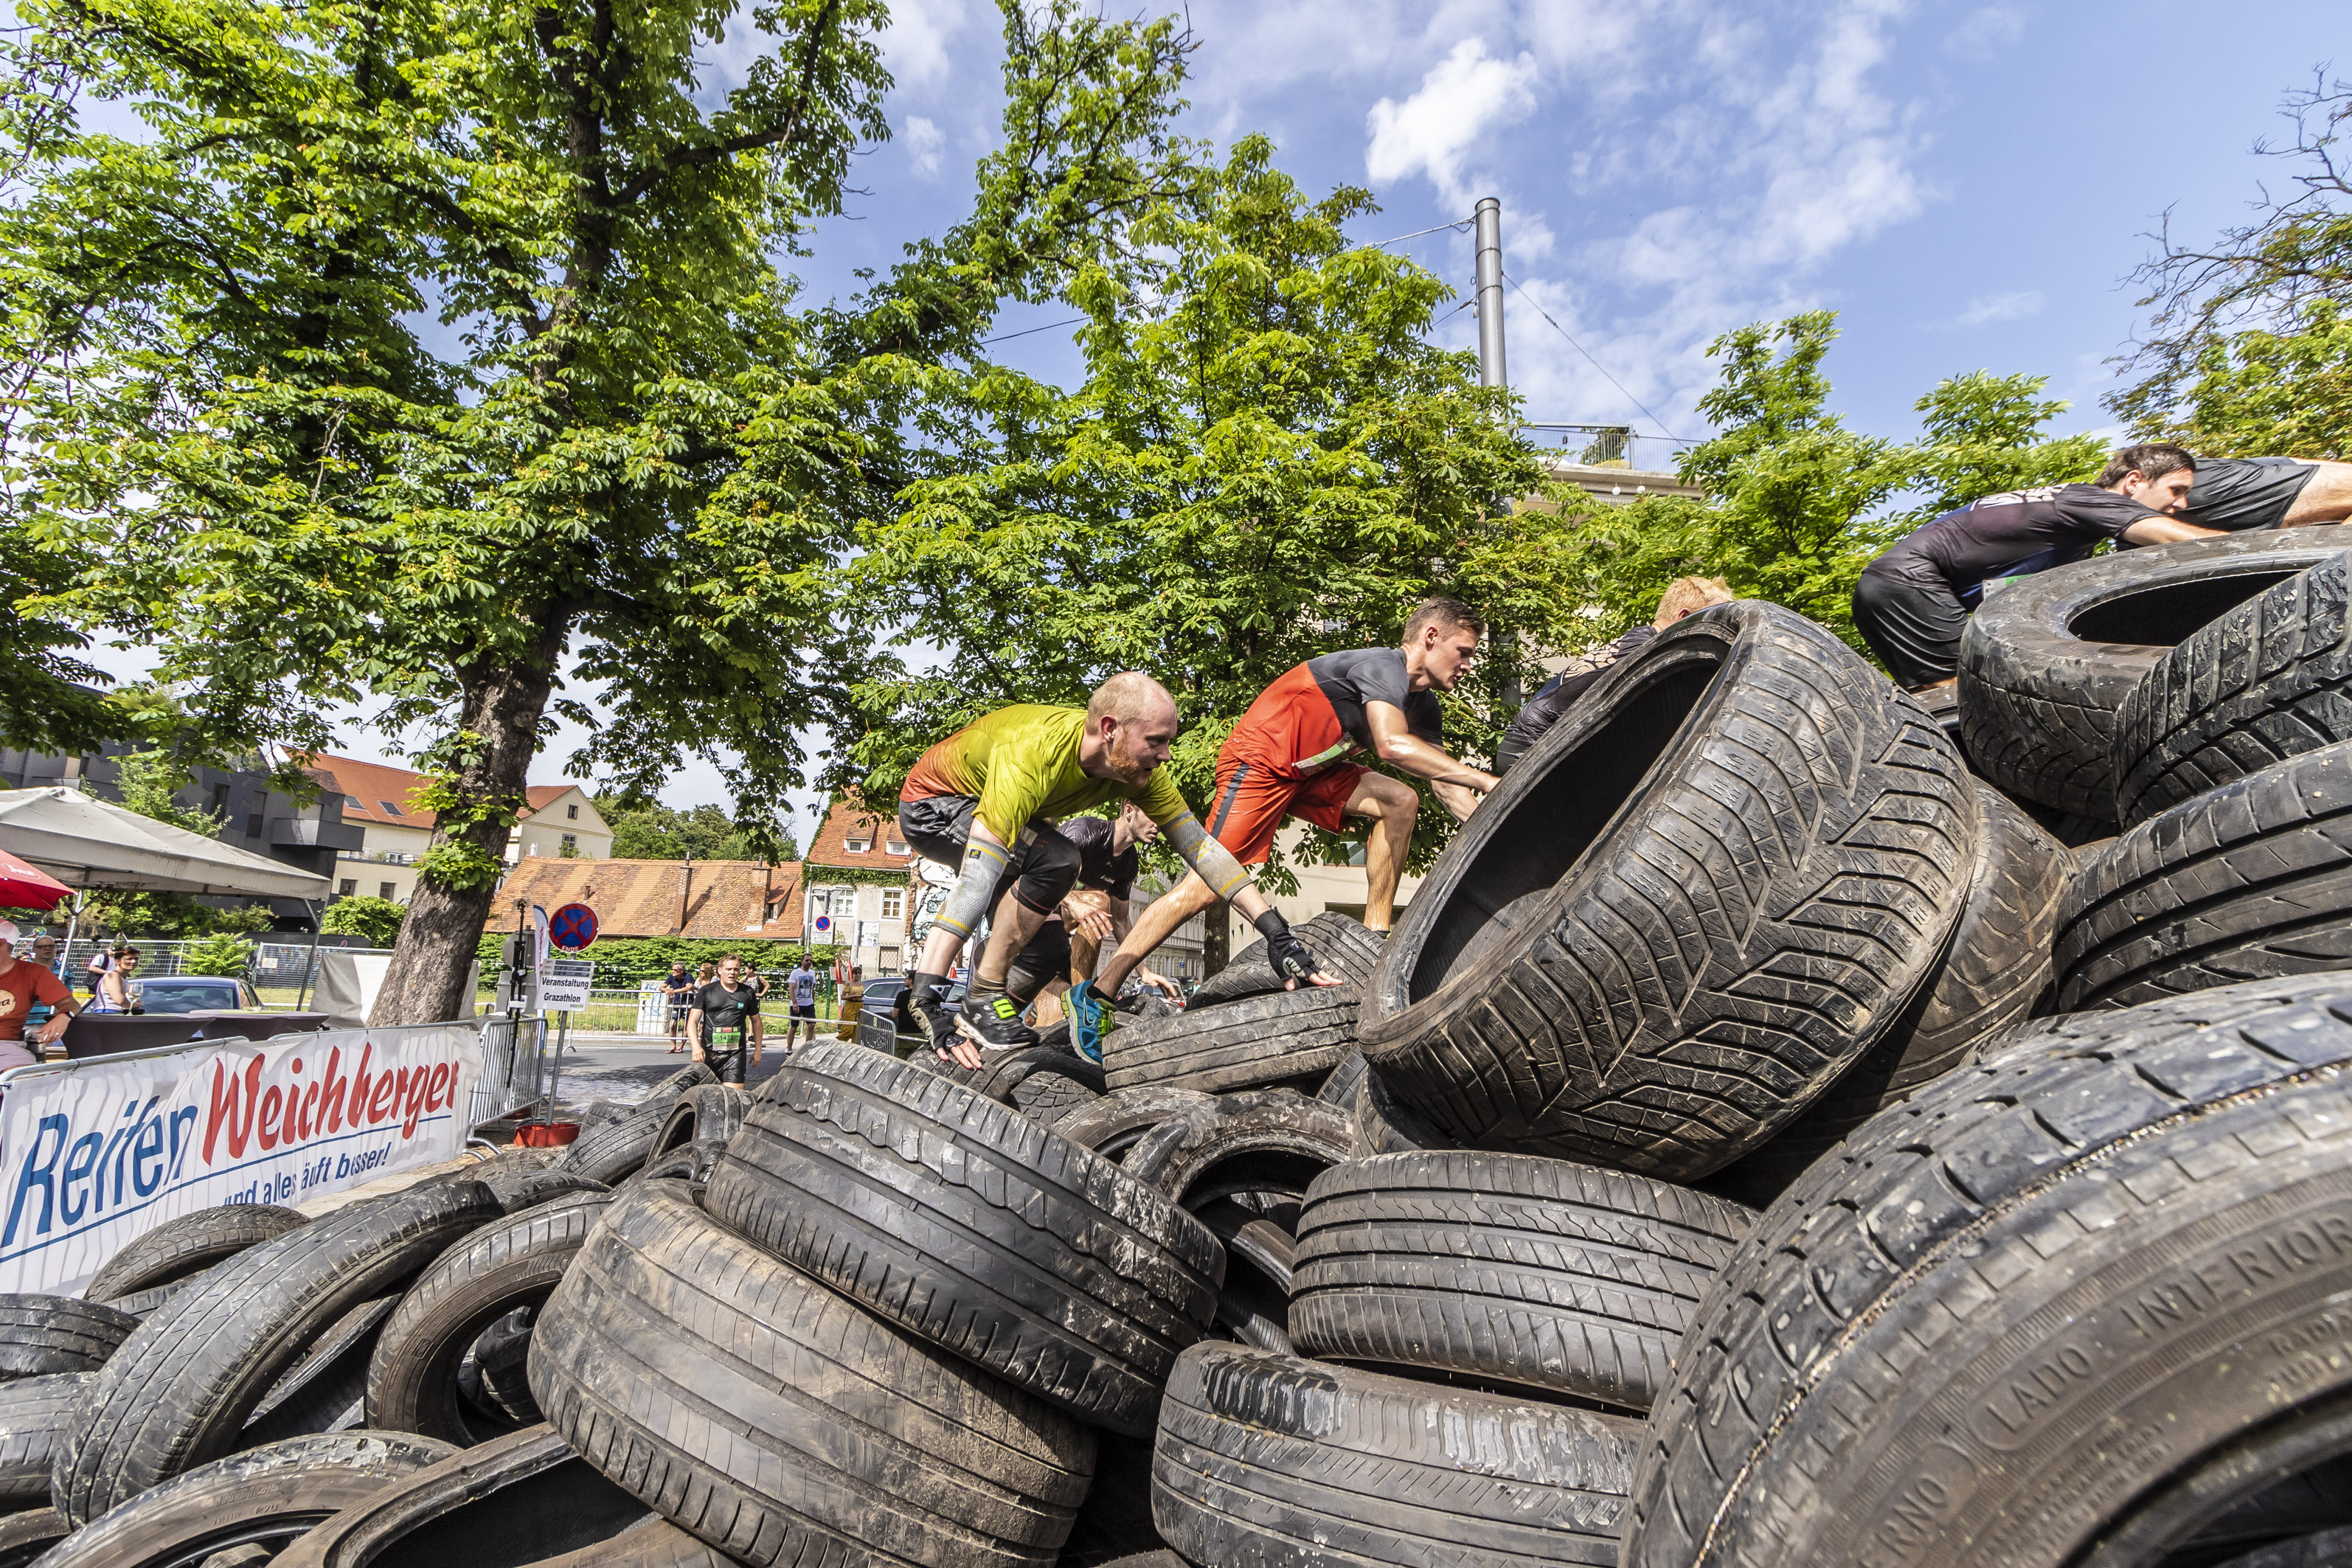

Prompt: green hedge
xmin=472 ymin=932 xmax=853 ymax=987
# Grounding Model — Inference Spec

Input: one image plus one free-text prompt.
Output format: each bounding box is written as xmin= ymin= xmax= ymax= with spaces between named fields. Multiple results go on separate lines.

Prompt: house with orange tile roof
xmin=307 ymin=753 xmax=611 ymax=906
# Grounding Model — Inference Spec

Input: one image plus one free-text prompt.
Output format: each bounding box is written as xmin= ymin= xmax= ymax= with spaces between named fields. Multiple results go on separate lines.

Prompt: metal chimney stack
xmin=1474 ymin=197 xmax=1507 ymax=389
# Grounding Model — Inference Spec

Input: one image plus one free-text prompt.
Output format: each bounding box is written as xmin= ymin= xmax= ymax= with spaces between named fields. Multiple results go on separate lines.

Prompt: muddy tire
xmin=1626 ymin=974 xmax=2352 ymax=1568
xmin=1105 ymin=985 xmax=1361 ymax=1095
xmin=1350 ymin=1064 xmax=1460 ymax=1159
xmin=0 ymin=1300 xmax=135 ymax=1382
xmin=53 ymin=1182 xmax=499 ymax=1525
xmin=1122 ymin=1090 xmax=1356 ymax=1213
xmin=2055 ymin=741 xmax=2352 ymax=1010
xmin=82 ymin=1206 xmax=308 ymax=1305
xmin=1714 ymin=785 xmax=2073 ymax=1200
xmin=651 ymin=1085 xmax=746 ymax=1158
xmin=1360 ymin=601 xmax=1977 ymax=1179
xmin=1151 ymin=1343 xmax=1639 ymax=1568
xmin=0 ymin=1374 xmax=86 ymax=1508
xmin=266 ymin=1424 xmax=728 ymax=1568
xmin=1052 ymin=1087 xmax=1219 ymax=1162
xmin=0 ymin=1510 xmax=60 ymax=1566
xmin=1957 ymin=527 xmax=2352 ymax=816
xmin=365 ymin=1193 xmax=611 ymax=1445
xmin=1288 ymin=1151 xmax=1753 ymax=1411
xmin=2115 ymin=551 xmax=2352 ymax=827
xmin=1185 ymin=913 xmax=1386 ymax=1010
xmin=704 ymin=1043 xmax=1222 ymax=1437
xmin=240 ymin=1293 xmax=399 ymax=1446
xmin=35 ymin=1429 xmax=457 ymax=1568
xmin=529 ymin=1181 xmax=1096 ymax=1567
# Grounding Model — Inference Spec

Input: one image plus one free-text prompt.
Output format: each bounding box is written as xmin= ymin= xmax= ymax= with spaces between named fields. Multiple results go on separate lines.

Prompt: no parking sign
xmin=549 ymin=903 xmax=598 ymax=951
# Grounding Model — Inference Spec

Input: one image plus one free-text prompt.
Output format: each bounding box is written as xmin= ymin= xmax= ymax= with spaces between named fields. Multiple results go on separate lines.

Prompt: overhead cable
xmin=1500 ymin=271 xmax=1682 ymax=443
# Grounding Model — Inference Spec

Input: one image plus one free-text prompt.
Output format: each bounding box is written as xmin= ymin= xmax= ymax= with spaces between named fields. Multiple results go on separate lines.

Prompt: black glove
xmin=1253 ymin=909 xmax=1320 ymax=985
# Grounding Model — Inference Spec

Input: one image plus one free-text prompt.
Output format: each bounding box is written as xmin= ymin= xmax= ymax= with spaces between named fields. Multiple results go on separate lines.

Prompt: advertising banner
xmin=0 ymin=1022 xmax=480 ymax=1297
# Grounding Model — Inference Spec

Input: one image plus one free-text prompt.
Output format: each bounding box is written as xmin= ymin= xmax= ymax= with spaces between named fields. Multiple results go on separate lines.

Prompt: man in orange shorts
xmin=1111 ymin=598 xmax=1497 ymax=967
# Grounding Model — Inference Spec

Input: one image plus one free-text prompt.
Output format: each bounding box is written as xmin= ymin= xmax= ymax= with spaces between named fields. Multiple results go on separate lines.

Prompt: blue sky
xmin=108 ymin=0 xmax=2340 ymax=828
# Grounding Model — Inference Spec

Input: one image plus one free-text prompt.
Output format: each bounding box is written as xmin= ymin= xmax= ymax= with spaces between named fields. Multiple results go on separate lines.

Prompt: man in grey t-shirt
xmin=783 ymin=959 xmax=820 ymax=1055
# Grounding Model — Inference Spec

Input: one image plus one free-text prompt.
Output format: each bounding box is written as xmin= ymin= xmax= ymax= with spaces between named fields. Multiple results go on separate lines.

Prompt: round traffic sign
xmin=814 ymin=915 xmax=832 ymax=933
xmin=548 ymin=903 xmax=599 ymax=951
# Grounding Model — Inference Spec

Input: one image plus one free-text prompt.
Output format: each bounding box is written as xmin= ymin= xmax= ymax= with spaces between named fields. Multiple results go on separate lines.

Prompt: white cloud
xmin=1944 ymin=4 xmax=2025 ymax=62
xmin=905 ymin=116 xmax=945 ymax=178
xmin=881 ymin=0 xmax=971 ymax=88
xmin=1365 ymin=38 xmax=1541 ymax=208
xmin=1956 ymin=289 xmax=2045 ymax=325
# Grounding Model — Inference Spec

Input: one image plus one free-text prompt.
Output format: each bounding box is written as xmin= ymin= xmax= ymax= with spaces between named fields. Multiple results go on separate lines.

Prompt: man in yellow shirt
xmin=900 ymin=671 xmax=1335 ymax=1066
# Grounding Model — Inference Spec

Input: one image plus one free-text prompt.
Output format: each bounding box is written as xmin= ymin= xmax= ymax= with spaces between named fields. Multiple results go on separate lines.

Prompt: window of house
xmin=338 ymin=878 xmax=357 ymax=896
xmin=210 ymin=782 xmax=229 ymax=812
xmin=345 ymin=794 xmax=363 ymax=808
xmin=881 ymin=889 xmax=903 ymax=920
xmin=244 ymin=814 xmax=263 ymax=838
xmin=566 ymin=802 xmax=578 ymax=819
xmin=378 ymin=881 xmax=396 ymax=900
xmin=878 ymin=946 xmax=901 ymax=976
xmin=844 ymin=836 xmax=870 ymax=853
xmin=379 ymin=800 xmax=401 ymax=816
xmin=561 ymin=833 xmax=577 ymax=851
xmin=885 ymin=838 xmax=909 ymax=855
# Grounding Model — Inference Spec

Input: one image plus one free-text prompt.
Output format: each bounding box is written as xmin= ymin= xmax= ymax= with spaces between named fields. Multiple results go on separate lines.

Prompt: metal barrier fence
xmin=40 ymin=938 xmax=393 ymax=991
xmin=471 ymin=1013 xmax=555 ymax=1126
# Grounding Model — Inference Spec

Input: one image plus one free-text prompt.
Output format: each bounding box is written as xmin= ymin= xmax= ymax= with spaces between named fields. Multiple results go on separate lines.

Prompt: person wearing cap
xmin=0 ymin=928 xmax=78 ymax=1069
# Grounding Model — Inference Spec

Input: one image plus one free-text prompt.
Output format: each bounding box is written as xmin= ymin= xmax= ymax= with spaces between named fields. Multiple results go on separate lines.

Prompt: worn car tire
xmin=1151 ymin=1343 xmax=1639 ymax=1568
xmin=82 ymin=1206 xmax=308 ymax=1305
xmin=1106 ymin=985 xmax=1360 ymax=1096
xmin=623 ymin=1138 xmax=725 ymax=1192
xmin=530 ymin=1180 xmax=1095 ymax=1567
xmin=0 ymin=1375 xmax=86 ymax=1509
xmin=650 ymin=1084 xmax=745 ymax=1158
xmin=1359 ymin=601 xmax=1977 ymax=1179
xmin=2055 ymin=740 xmax=2352 ymax=1010
xmin=1010 ymin=1066 xmax=1105 ymax=1125
xmin=240 ymin=1293 xmax=399 ymax=1446
xmin=0 ymin=1300 xmax=135 ymax=1382
xmin=1050 ymin=1086 xmax=1220 ymax=1162
xmin=1713 ymin=785 xmax=2072 ymax=1200
xmin=267 ymin=1424 xmax=728 ymax=1568
xmin=33 ymin=1429 xmax=457 ymax=1568
xmin=1122 ymin=1090 xmax=1356 ymax=1213
xmin=2115 ymin=550 xmax=2352 ymax=826
xmin=53 ymin=1182 xmax=499 ymax=1525
xmin=0 ymin=1510 xmax=60 ymax=1567
xmin=1288 ymin=1151 xmax=1751 ymax=1411
xmin=1350 ymin=1063 xmax=1461 ymax=1159
xmin=1626 ymin=974 xmax=2352 ymax=1568
xmin=705 ymin=1042 xmax=1222 ymax=1436
xmin=1184 ymin=913 xmax=1386 ymax=1011
xmin=1957 ymin=527 xmax=2352 ymax=816
xmin=366 ymin=1193 xmax=611 ymax=1445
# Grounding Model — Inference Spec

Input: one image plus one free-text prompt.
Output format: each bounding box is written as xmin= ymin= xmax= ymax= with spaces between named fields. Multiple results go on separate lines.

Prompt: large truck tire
xmin=1288 ymin=1150 xmax=1752 ymax=1411
xmin=1714 ymin=785 xmax=2072 ymax=1199
xmin=2054 ymin=740 xmax=2352 ymax=1010
xmin=530 ymin=1180 xmax=1095 ymax=1568
xmin=1358 ymin=600 xmax=1977 ymax=1179
xmin=1957 ymin=527 xmax=2352 ymax=816
xmin=704 ymin=1043 xmax=1221 ymax=1437
xmin=1626 ymin=974 xmax=2352 ymax=1568
xmin=1151 ymin=1342 xmax=1639 ymax=1568
xmin=52 ymin=1182 xmax=499 ymax=1525
xmin=2115 ymin=551 xmax=2352 ymax=826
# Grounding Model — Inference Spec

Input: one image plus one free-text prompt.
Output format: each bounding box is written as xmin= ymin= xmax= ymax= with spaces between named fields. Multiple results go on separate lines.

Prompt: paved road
xmin=544 ymin=1027 xmax=852 ymax=1109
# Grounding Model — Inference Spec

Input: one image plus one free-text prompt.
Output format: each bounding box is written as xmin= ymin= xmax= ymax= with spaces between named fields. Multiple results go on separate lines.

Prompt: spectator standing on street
xmin=783 ymin=957 xmax=820 ymax=1054
xmin=82 ymin=944 xmax=110 ymax=999
xmin=0 ymin=928 xmax=77 ymax=1069
xmin=838 ymin=966 xmax=865 ymax=1035
xmin=687 ymin=954 xmax=763 ymax=1085
xmin=662 ymin=962 xmax=695 ymax=1053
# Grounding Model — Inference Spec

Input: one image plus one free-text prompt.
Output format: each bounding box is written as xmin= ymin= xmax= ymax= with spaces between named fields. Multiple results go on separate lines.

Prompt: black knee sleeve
xmin=1010 ymin=826 xmax=1082 ymax=916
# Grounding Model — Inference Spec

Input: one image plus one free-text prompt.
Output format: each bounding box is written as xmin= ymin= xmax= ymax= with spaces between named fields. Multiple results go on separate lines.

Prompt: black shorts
xmin=896 ymin=795 xmax=1083 ymax=919
xmin=789 ymin=1002 xmax=817 ymax=1020
xmin=1853 ymin=561 xmax=1970 ymax=690
xmin=2184 ymin=457 xmax=2318 ymax=532
xmin=1006 ymin=921 xmax=1074 ymax=1005
xmin=704 ymin=1047 xmax=750 ymax=1086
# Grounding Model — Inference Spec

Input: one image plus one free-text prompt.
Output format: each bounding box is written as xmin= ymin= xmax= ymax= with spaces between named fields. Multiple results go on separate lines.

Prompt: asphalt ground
xmin=541 ymin=1024 xmax=853 ymax=1109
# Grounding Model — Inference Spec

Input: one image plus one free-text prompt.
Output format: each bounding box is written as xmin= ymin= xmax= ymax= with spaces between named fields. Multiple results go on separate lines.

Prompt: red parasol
xmin=0 ymin=845 xmax=71 ymax=912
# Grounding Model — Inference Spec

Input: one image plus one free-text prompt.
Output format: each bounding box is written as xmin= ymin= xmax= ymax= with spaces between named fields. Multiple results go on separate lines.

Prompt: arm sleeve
xmin=1163 ymin=810 xmax=1254 ymax=903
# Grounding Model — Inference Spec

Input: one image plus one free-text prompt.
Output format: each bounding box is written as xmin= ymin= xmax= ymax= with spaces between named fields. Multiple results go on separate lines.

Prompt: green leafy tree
xmin=2115 ymin=74 xmax=2352 ymax=447
xmin=109 ymin=749 xmax=223 ymax=837
xmin=597 ymin=797 xmax=794 ymax=861
xmin=320 ymin=895 xmax=406 ymax=948
xmin=846 ymin=138 xmax=1576 ymax=912
xmin=3 ymin=0 xmax=1197 ymax=1023
xmin=182 ymin=932 xmax=255 ymax=977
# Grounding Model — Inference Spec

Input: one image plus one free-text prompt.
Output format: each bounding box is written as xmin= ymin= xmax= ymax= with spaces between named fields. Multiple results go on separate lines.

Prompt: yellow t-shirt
xmin=901 ymin=705 xmax=1190 ymax=843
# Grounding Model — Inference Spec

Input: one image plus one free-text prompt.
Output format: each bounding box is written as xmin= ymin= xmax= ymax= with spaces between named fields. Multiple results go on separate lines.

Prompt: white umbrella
xmin=0 ymin=787 xmax=332 ymax=899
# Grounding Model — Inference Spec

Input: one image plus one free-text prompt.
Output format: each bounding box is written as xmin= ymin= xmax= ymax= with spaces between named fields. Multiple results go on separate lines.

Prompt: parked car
xmin=135 ymin=976 xmax=264 ymax=1013
xmin=855 ymin=977 xmax=965 ymax=1058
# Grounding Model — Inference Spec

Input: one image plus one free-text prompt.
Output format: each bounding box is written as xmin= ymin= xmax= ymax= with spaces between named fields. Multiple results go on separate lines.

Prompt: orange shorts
xmin=1204 ymin=759 xmax=1367 ymax=865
